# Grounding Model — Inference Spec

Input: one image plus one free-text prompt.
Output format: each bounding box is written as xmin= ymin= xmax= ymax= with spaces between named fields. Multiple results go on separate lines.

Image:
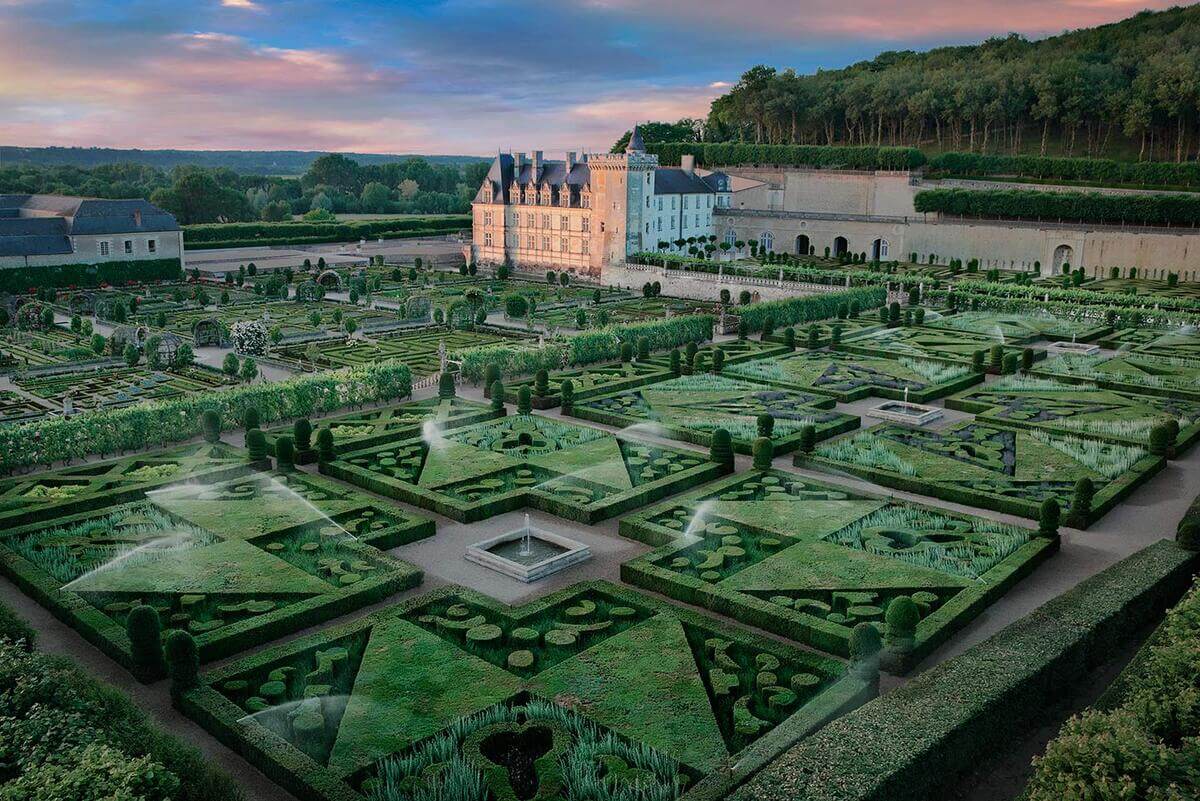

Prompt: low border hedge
xmin=0 ymin=258 xmax=182 ymax=292
xmin=732 ymin=539 xmax=1200 ymax=801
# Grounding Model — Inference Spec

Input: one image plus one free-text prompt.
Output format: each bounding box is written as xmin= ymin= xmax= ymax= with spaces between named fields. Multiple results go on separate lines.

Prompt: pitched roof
xmin=653 ymin=168 xmax=720 ymax=195
xmin=477 ymin=154 xmax=591 ymax=203
xmin=0 ymin=195 xmax=179 ymax=256
xmin=626 ymin=125 xmax=646 ymax=153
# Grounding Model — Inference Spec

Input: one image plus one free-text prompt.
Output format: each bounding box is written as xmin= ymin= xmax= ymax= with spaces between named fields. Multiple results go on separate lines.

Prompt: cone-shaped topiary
xmin=807 ymin=324 xmax=820 ymax=350
xmin=534 ymin=369 xmax=549 ymax=397
xmin=709 ymin=428 xmax=734 ymax=468
xmin=275 ymin=435 xmax=295 ymax=472
xmin=849 ymin=622 xmax=881 ymax=681
xmin=972 ymin=350 xmax=985 ymax=372
xmin=669 ymin=349 xmax=681 ymax=377
xmin=483 ymin=363 xmax=501 ymax=397
xmin=293 ymin=418 xmax=312 ymax=452
xmin=438 ymin=371 xmax=456 ymax=400
xmin=799 ymin=425 xmax=816 ymax=453
xmin=712 ymin=347 xmax=725 ymax=374
xmin=637 ymin=336 xmax=650 ymax=361
xmin=989 ymin=344 xmax=1004 ymax=371
xmin=127 ymin=604 xmax=164 ymax=674
xmin=1039 ymin=497 xmax=1061 ymax=538
xmin=884 ymin=596 xmax=920 ymax=654
xmin=757 ymin=413 xmax=775 ymax=438
xmin=783 ymin=327 xmax=796 ymax=351
xmin=201 ymin=410 xmax=221 ymax=444
xmin=491 ymin=381 xmax=505 ymax=412
xmin=752 ymin=437 xmax=774 ymax=470
xmin=316 ymin=427 xmax=335 ymax=462
xmin=165 ymin=629 xmax=199 ymax=695
xmin=560 ymin=379 xmax=575 ymax=414
xmin=517 ymin=385 xmax=532 ymax=415
xmin=245 ymin=428 xmax=266 ymax=461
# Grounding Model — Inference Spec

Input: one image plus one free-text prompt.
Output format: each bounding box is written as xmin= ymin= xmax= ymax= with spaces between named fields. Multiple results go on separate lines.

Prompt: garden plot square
xmin=723 ymin=349 xmax=982 ymax=403
xmin=0 ymin=325 xmax=100 ymax=371
xmin=1032 ymin=351 xmax=1200 ymax=401
xmin=800 ymin=420 xmax=1163 ymax=526
xmin=923 ymin=311 xmax=1107 ymax=344
xmin=620 ymin=469 xmax=1055 ymax=671
xmin=268 ymin=328 xmax=524 ymax=376
xmin=946 ymin=375 xmax=1200 ymax=451
xmin=1098 ymin=327 xmax=1200 ymax=359
xmin=182 ymin=582 xmax=868 ymax=801
xmin=570 ymin=374 xmax=860 ymax=454
xmin=642 ymin=338 xmax=790 ymax=370
xmin=321 ymin=414 xmax=726 ymax=523
xmin=503 ymin=360 xmax=670 ymax=409
xmin=0 ymin=390 xmax=51 ymax=424
xmin=764 ymin=316 xmax=886 ymax=348
xmin=15 ymin=364 xmax=234 ymax=411
xmin=840 ymin=325 xmax=1027 ymax=364
xmin=263 ymin=396 xmax=500 ymax=461
xmin=0 ymin=469 xmax=432 ymax=675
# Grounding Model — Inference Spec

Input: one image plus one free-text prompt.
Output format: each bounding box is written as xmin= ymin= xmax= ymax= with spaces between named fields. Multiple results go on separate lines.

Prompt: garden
xmin=322 ymin=414 xmax=726 ymax=522
xmin=0 ymin=465 xmax=432 ymax=674
xmin=14 ymin=363 xmax=235 ymax=411
xmin=922 ymin=310 xmax=1107 ymax=344
xmin=1098 ymin=325 xmax=1200 ymax=359
xmin=840 ymin=324 xmax=1028 ymax=364
xmin=571 ymin=374 xmax=860 ymax=454
xmin=181 ymin=581 xmax=870 ymax=801
xmin=1032 ymin=351 xmax=1200 ymax=401
xmin=268 ymin=328 xmax=528 ymax=376
xmin=620 ymin=469 xmax=1054 ymax=671
xmin=800 ymin=420 xmax=1164 ymax=525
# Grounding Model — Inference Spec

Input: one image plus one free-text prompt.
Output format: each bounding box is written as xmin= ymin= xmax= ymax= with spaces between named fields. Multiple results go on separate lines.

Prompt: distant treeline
xmin=0 ymin=153 xmax=490 ymax=225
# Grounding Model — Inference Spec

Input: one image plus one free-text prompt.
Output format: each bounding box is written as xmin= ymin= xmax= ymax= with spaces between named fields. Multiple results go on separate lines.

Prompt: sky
xmin=0 ymin=0 xmax=1184 ymax=157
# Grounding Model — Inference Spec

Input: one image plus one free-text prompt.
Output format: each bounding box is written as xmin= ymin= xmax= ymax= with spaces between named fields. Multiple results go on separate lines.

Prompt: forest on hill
xmin=633 ymin=5 xmax=1200 ymax=163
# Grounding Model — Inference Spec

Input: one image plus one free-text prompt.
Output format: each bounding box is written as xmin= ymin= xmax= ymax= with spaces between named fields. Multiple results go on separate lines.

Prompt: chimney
xmin=531 ymin=150 xmax=543 ymax=179
xmin=680 ymin=154 xmax=695 ymax=176
xmin=133 ymin=209 xmax=142 ymax=227
xmin=566 ymin=151 xmax=576 ymax=171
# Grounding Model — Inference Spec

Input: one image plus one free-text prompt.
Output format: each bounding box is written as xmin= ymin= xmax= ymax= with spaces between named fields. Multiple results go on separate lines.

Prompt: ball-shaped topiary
xmin=491 ymin=381 xmax=505 ymax=412
xmin=200 ymin=410 xmax=221 ymax=444
xmin=884 ymin=596 xmax=920 ymax=653
xmin=165 ymin=629 xmax=199 ymax=695
xmin=316 ymin=427 xmax=335 ymax=462
xmin=293 ymin=418 xmax=312 ymax=452
xmin=560 ymin=379 xmax=575 ymax=414
xmin=709 ymin=428 xmax=734 ymax=468
xmin=752 ymin=437 xmax=774 ymax=470
xmin=438 ymin=371 xmax=456 ymax=400
xmin=127 ymin=604 xmax=164 ymax=674
xmin=517 ymin=385 xmax=532 ymax=415
xmin=275 ymin=435 xmax=295 ymax=472
xmin=245 ymin=428 xmax=266 ymax=461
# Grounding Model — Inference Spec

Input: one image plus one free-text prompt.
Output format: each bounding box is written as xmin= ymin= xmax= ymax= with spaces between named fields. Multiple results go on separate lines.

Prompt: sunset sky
xmin=0 ymin=0 xmax=1183 ymax=156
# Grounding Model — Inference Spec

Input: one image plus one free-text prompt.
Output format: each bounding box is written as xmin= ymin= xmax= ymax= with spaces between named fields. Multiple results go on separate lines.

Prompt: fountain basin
xmin=1045 ymin=341 xmax=1100 ymax=356
xmin=465 ymin=528 xmax=591 ymax=583
xmin=867 ymin=401 xmax=944 ymax=426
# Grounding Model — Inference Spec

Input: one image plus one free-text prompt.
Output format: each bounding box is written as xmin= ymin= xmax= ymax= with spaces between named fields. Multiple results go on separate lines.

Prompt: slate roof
xmin=652 ymin=168 xmax=730 ymax=195
xmin=0 ymin=195 xmax=178 ymax=257
xmin=479 ymin=154 xmax=592 ymax=204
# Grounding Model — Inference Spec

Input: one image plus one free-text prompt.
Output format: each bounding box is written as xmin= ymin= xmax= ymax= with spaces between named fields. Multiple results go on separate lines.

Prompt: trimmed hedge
xmin=0 ymin=602 xmax=243 ymax=801
xmin=0 ymin=361 xmax=412 ymax=472
xmin=0 ymin=598 xmax=36 ymax=648
xmin=928 ymin=151 xmax=1200 ymax=188
xmin=454 ymin=314 xmax=714 ymax=383
xmin=737 ymin=287 xmax=887 ymax=334
xmin=647 ymin=142 xmax=926 ymax=171
xmin=183 ymin=216 xmax=467 ymax=244
xmin=185 ymin=227 xmax=462 ymax=251
xmin=915 ymin=187 xmax=1200 ymax=227
xmin=734 ymin=539 xmax=1200 ymax=801
xmin=0 ymin=257 xmax=182 ymax=292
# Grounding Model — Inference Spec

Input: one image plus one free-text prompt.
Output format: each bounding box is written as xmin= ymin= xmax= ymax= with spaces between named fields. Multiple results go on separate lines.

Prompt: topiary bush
xmin=783 ymin=327 xmax=796 ymax=351
xmin=275 ymin=435 xmax=295 ymax=472
xmin=1067 ymin=477 xmax=1094 ymax=528
xmin=849 ymin=622 xmax=881 ymax=682
xmin=1039 ymin=498 xmax=1061 ymax=538
xmin=293 ymin=417 xmax=312 ymax=452
xmin=710 ymin=428 xmax=734 ymax=468
xmin=636 ymin=336 xmax=650 ymax=361
xmin=752 ymin=437 xmax=774 ymax=470
xmin=483 ymin=363 xmax=501 ymax=397
xmin=242 ymin=407 xmax=260 ymax=430
xmin=807 ymin=324 xmax=820 ymax=350
xmin=884 ymin=596 xmax=920 ymax=655
xmin=127 ymin=604 xmax=164 ymax=676
xmin=560 ymin=379 xmax=575 ymax=414
xmin=438 ymin=371 xmax=456 ymax=400
xmin=669 ymin=348 xmax=681 ymax=376
xmin=799 ymin=424 xmax=816 ymax=454
xmin=1149 ymin=422 xmax=1173 ymax=457
xmin=164 ymin=630 xmax=199 ymax=696
xmin=245 ymin=428 xmax=266 ymax=461
xmin=757 ymin=413 xmax=775 ymax=438
xmin=534 ymin=369 xmax=549 ymax=397
xmin=620 ymin=342 xmax=633 ymax=363
xmin=517 ymin=386 xmax=532 ymax=415
xmin=200 ymin=410 xmax=220 ymax=444
xmin=316 ymin=426 xmax=335 ymax=462
xmin=491 ymin=381 xmax=505 ymax=412
xmin=712 ymin=346 xmax=725 ymax=373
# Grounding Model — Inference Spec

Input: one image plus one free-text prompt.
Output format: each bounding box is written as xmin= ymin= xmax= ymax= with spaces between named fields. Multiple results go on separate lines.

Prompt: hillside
xmin=0 ymin=146 xmax=486 ymax=175
xmin=702 ymin=4 xmax=1200 ymax=163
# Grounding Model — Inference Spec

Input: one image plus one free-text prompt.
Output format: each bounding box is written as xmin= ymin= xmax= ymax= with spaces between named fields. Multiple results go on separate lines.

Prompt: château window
xmin=582 ymin=240 xmax=590 ymax=255
xmin=759 ymin=231 xmax=774 ymax=251
xmin=147 ymin=239 xmax=156 ymax=253
xmin=541 ymin=236 xmax=550 ymax=250
xmin=99 ymin=241 xmax=110 ymax=256
xmin=560 ymin=215 xmax=569 ymax=230
xmin=581 ymin=218 xmax=590 ymax=233
xmin=541 ymin=214 xmax=550 ymax=228
xmin=724 ymin=230 xmax=737 ymax=246
xmin=560 ymin=238 xmax=567 ymax=252
xmin=123 ymin=240 xmax=133 ymax=254
xmin=484 ymin=232 xmax=493 ymax=246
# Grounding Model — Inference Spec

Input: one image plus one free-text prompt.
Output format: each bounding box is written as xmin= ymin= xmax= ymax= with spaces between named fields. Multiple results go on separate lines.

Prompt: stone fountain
xmin=465 ymin=513 xmax=591 ymax=583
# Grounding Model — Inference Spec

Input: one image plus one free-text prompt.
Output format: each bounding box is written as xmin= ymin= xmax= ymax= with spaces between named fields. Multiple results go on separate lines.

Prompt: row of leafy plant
xmin=914 ymin=187 xmax=1200 ymax=227
xmin=646 ymin=143 xmax=926 ymax=171
xmin=737 ymin=287 xmax=886 ymax=333
xmin=453 ymin=314 xmax=714 ymax=383
xmin=0 ymin=361 xmax=411 ymax=471
xmin=927 ymin=151 xmax=1200 ymax=188
xmin=0 ymin=600 xmax=243 ymax=801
